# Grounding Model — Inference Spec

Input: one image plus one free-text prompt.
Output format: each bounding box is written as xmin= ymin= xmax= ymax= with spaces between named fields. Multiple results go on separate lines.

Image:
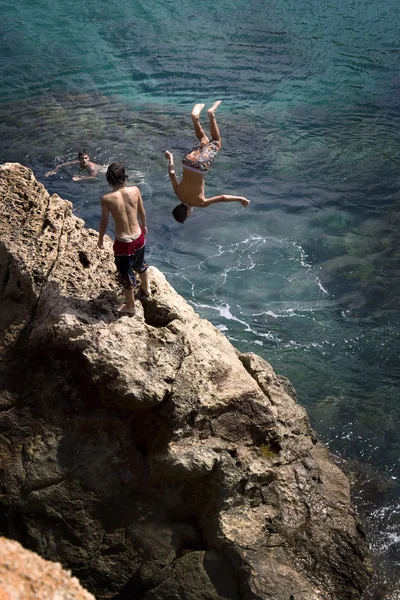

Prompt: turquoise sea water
xmin=1 ymin=0 xmax=400 ymax=595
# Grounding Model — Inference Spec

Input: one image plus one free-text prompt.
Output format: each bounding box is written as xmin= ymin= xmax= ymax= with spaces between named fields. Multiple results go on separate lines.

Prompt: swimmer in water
xmin=45 ymin=150 xmax=100 ymax=181
xmin=164 ymin=101 xmax=250 ymax=223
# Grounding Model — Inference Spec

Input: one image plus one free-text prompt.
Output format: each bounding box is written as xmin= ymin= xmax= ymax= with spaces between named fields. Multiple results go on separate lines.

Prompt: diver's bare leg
xmin=207 ymin=100 xmax=222 ymax=144
xmin=191 ymin=103 xmax=208 ymax=141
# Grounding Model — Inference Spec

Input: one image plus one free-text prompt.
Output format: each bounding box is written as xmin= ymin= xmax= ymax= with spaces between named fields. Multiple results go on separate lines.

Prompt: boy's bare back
xmin=101 ymin=185 xmax=145 ymax=240
xmin=98 ymin=162 xmax=150 ymax=314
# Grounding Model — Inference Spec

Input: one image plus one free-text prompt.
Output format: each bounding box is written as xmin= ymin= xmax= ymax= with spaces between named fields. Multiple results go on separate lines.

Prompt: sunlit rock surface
xmin=0 ymin=536 xmax=94 ymax=600
xmin=0 ymin=163 xmax=372 ymax=599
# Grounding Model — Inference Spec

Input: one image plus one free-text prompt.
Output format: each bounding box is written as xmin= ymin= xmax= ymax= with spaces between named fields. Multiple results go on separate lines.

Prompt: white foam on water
xmin=191 ymin=301 xmax=282 ymax=342
xmin=288 ymin=239 xmax=329 ymax=294
xmin=169 ymin=232 xmax=340 ymax=352
xmin=165 ymin=232 xmax=370 ymax=356
xmin=253 ymin=301 xmax=334 ymax=319
xmin=386 ymin=532 xmax=400 ymax=545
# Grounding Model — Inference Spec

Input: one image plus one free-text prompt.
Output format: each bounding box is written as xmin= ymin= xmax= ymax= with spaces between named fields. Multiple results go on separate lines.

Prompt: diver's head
xmin=172 ymin=203 xmax=193 ymax=223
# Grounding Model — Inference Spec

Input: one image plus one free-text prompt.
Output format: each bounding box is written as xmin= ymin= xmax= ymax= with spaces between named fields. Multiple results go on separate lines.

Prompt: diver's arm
xmin=165 ymin=151 xmax=180 ymax=194
xmin=201 ymin=195 xmax=250 ymax=208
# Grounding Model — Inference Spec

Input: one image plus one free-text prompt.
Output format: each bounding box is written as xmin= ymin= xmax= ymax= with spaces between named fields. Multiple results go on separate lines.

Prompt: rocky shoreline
xmin=0 ymin=163 xmax=371 ymax=599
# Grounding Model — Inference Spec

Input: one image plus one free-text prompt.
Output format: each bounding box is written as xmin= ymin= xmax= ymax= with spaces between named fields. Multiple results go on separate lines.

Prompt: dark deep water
xmin=1 ymin=0 xmax=400 ymax=595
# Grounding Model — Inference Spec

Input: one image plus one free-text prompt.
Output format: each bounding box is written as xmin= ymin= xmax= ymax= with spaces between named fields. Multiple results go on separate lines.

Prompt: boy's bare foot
xmin=117 ymin=304 xmax=136 ymax=315
xmin=137 ymin=288 xmax=151 ymax=299
xmin=192 ymin=103 xmax=205 ymax=119
xmin=207 ymin=100 xmax=222 ymax=117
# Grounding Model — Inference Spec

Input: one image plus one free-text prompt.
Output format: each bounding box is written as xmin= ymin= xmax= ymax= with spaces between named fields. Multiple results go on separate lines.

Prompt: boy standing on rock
xmin=97 ymin=163 xmax=150 ymax=315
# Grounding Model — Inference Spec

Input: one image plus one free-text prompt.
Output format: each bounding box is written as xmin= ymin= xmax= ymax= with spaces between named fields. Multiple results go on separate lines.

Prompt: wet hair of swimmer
xmin=172 ymin=203 xmax=192 ymax=223
xmin=78 ymin=150 xmax=89 ymax=159
xmin=106 ymin=163 xmax=128 ymax=187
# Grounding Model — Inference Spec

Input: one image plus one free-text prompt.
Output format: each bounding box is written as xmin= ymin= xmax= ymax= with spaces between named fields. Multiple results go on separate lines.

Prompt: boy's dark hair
xmin=106 ymin=163 xmax=128 ymax=187
xmin=78 ymin=150 xmax=88 ymax=158
xmin=172 ymin=203 xmax=191 ymax=223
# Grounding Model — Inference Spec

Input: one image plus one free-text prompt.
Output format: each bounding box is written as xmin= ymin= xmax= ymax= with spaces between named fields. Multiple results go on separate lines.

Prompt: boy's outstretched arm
xmin=165 ymin=151 xmax=180 ymax=195
xmin=201 ymin=194 xmax=250 ymax=208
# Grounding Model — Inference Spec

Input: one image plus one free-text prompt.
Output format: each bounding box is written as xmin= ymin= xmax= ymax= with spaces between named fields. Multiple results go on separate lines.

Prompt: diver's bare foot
xmin=117 ymin=304 xmax=136 ymax=315
xmin=192 ymin=103 xmax=205 ymax=120
xmin=207 ymin=101 xmax=222 ymax=117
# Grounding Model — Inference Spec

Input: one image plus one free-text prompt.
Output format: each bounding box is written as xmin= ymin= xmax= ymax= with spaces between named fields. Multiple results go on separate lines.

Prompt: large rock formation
xmin=0 ymin=163 xmax=371 ymax=599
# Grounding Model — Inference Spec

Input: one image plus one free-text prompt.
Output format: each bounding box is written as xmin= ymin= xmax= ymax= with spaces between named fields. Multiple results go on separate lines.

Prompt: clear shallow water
xmin=1 ymin=0 xmax=400 ymax=595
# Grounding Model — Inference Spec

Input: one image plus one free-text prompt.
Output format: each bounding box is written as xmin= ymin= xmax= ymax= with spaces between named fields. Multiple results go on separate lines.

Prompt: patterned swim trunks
xmin=113 ymin=230 xmax=148 ymax=290
xmin=181 ymin=138 xmax=221 ymax=173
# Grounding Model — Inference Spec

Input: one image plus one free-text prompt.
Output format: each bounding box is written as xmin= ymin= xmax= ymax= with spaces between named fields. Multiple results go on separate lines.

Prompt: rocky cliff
xmin=0 ymin=163 xmax=371 ymax=599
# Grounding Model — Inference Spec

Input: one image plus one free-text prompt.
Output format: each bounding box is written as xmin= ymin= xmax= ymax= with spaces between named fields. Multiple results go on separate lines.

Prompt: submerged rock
xmin=0 ymin=163 xmax=372 ymax=599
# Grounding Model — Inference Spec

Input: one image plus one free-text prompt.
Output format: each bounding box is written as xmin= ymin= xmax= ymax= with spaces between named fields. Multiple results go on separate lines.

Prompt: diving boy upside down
xmin=164 ymin=101 xmax=250 ymax=223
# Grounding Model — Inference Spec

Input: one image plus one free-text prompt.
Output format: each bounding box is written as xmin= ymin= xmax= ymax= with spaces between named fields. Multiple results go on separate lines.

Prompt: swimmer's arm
xmin=45 ymin=160 xmax=79 ymax=177
xmin=97 ymin=198 xmax=110 ymax=249
xmin=202 ymin=195 xmax=251 ymax=208
xmin=85 ymin=162 xmax=100 ymax=176
xmin=72 ymin=174 xmax=98 ymax=181
xmin=137 ymin=189 xmax=148 ymax=235
xmin=73 ymin=162 xmax=100 ymax=181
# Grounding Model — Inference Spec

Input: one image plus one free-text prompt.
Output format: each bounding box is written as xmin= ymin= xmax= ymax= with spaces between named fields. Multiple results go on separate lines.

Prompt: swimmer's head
xmin=172 ymin=203 xmax=193 ymax=223
xmin=106 ymin=163 xmax=128 ymax=187
xmin=78 ymin=150 xmax=90 ymax=168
